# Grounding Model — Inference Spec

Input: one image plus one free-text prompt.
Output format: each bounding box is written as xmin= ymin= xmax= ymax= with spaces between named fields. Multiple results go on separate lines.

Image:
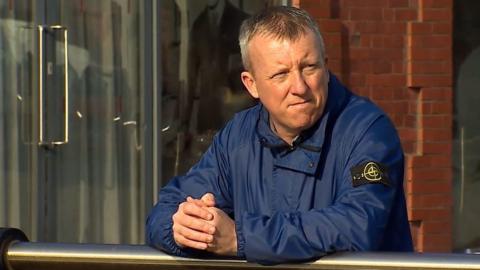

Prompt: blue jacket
xmin=146 ymin=74 xmax=413 ymax=264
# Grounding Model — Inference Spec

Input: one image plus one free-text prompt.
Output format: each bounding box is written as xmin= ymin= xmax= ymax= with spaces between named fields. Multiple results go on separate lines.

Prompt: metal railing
xmin=1 ymin=228 xmax=480 ymax=270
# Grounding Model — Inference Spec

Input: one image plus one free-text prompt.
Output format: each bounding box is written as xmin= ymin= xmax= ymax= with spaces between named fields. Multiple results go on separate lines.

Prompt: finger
xmin=200 ymin=193 xmax=216 ymax=207
xmin=187 ymin=197 xmax=208 ymax=208
xmin=173 ymin=232 xmax=208 ymax=250
xmin=182 ymin=201 xmax=213 ymax=221
xmin=174 ymin=223 xmax=214 ymax=244
xmin=174 ymin=208 xmax=215 ymax=234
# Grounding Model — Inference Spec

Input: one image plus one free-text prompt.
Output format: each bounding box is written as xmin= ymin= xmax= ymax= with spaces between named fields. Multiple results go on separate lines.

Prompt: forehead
xmin=248 ymin=30 xmax=322 ymax=69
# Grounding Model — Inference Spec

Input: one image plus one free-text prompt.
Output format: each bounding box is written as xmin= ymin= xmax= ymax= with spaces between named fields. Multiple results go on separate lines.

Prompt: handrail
xmin=1 ymin=228 xmax=480 ymax=270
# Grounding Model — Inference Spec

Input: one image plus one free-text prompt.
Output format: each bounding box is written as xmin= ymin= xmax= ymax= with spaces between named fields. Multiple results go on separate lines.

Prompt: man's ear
xmin=241 ymin=71 xmax=259 ymax=99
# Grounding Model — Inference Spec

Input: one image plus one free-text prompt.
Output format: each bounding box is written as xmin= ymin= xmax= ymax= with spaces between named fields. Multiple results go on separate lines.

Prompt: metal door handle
xmin=38 ymin=25 xmax=69 ymax=145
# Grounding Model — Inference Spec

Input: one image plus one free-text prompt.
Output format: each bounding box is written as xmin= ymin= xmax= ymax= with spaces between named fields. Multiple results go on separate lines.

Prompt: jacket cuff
xmin=158 ymin=220 xmax=187 ymax=256
xmin=235 ymin=215 xmax=246 ymax=258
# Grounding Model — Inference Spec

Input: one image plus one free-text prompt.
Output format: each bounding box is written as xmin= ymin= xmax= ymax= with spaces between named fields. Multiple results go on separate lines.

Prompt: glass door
xmin=0 ymin=0 xmax=154 ymax=244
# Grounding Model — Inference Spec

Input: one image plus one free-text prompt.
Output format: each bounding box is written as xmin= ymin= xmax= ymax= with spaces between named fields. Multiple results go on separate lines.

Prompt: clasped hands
xmin=172 ymin=193 xmax=237 ymax=256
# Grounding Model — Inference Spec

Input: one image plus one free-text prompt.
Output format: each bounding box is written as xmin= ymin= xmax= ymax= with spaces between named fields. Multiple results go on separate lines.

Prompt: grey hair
xmin=239 ymin=6 xmax=326 ymax=71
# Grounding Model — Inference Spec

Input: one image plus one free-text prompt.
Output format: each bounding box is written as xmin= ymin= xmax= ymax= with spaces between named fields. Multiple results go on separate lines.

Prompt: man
xmin=146 ymin=6 xmax=413 ymax=265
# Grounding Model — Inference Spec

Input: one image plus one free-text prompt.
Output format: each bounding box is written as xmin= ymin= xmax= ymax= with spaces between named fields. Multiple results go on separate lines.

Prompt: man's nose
xmin=290 ymin=71 xmax=309 ymax=95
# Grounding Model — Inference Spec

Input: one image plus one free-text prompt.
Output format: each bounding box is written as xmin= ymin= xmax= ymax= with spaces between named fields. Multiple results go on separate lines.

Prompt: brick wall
xmin=294 ymin=0 xmax=453 ymax=252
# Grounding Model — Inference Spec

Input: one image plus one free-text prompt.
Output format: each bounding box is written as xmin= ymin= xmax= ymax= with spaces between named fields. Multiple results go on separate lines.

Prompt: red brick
xmin=421 ymin=233 xmax=452 ymax=247
xmin=353 ymin=21 xmax=382 ymax=33
xmin=423 ymin=129 xmax=451 ymax=142
xmin=318 ymin=19 xmax=342 ymax=33
xmin=372 ymin=48 xmax=404 ymax=60
xmin=371 ymin=35 xmax=383 ymax=48
xmin=422 ymin=142 xmax=451 ymax=154
xmin=421 ymin=102 xmax=451 ymax=115
xmin=399 ymin=128 xmax=417 ymax=140
xmin=327 ymin=60 xmax=342 ymax=74
xmin=371 ymin=87 xmax=395 ymax=99
xmin=373 ymin=100 xmax=408 ymax=112
xmin=349 ymin=74 xmax=366 ymax=86
xmin=422 ymin=8 xmax=452 ymax=21
xmin=358 ymin=34 xmax=370 ymax=47
xmin=300 ymin=0 xmax=332 ymax=18
xmin=353 ymin=87 xmax=370 ymax=97
xmin=394 ymin=9 xmax=418 ymax=21
xmin=422 ymin=220 xmax=452 ymax=234
xmin=422 ymin=115 xmax=452 ymax=128
xmin=421 ymin=0 xmax=453 ymax=8
xmin=390 ymin=113 xmax=405 ymax=127
xmin=408 ymin=48 xmax=451 ymax=61
xmin=392 ymin=61 xmax=405 ymax=73
xmin=408 ymin=22 xmax=433 ymax=34
xmin=376 ymin=101 xmax=408 ymax=114
xmin=403 ymin=114 xmax=417 ymax=127
xmin=408 ymin=194 xmax=452 ymax=208
xmin=383 ymin=35 xmax=404 ymax=48
xmin=382 ymin=22 xmax=407 ymax=33
xmin=323 ymin=33 xmax=342 ymax=46
xmin=408 ymin=168 xmax=451 ymax=181
xmin=409 ymin=208 xmax=450 ymax=221
xmin=421 ymin=87 xmax=452 ymax=100
xmin=383 ymin=9 xmax=394 ymax=21
xmin=393 ymin=87 xmax=407 ymax=99
xmin=342 ymin=0 xmax=388 ymax=7
xmin=339 ymin=5 xmax=349 ymax=19
xmin=407 ymin=101 xmax=419 ymax=114
xmin=350 ymin=48 xmax=371 ymax=60
xmin=408 ymin=35 xmax=452 ymax=48
xmin=349 ymin=8 xmax=384 ymax=21
xmin=402 ymin=141 xmax=417 ymax=154
xmin=372 ymin=61 xmax=392 ymax=74
xmin=408 ymin=75 xmax=452 ymax=88
xmin=407 ymin=154 xmax=451 ymax=168
xmin=432 ymin=22 xmax=452 ymax=34
xmin=430 ymin=102 xmax=452 ymax=114
xmin=409 ymin=61 xmax=450 ymax=74
xmin=350 ymin=60 xmax=372 ymax=73
xmin=388 ymin=0 xmax=410 ymax=8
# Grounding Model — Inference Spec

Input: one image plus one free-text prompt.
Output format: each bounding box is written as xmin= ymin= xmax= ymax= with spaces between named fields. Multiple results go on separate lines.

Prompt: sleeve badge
xmin=350 ymin=161 xmax=390 ymax=187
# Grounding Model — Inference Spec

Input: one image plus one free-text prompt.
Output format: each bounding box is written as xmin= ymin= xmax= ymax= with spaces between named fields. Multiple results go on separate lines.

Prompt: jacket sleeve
xmin=238 ymin=116 xmax=408 ymax=264
xmin=145 ymin=131 xmax=233 ymax=258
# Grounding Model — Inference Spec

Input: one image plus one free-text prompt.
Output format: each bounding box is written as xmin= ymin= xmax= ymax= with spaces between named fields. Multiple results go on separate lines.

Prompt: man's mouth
xmin=290 ymin=100 xmax=310 ymax=107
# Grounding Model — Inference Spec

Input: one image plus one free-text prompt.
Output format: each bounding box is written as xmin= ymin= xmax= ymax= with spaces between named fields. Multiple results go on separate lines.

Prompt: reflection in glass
xmin=453 ymin=0 xmax=480 ymax=252
xmin=0 ymin=0 xmax=35 ymax=238
xmin=160 ymin=0 xmax=286 ymax=184
xmin=0 ymin=0 xmax=151 ymax=244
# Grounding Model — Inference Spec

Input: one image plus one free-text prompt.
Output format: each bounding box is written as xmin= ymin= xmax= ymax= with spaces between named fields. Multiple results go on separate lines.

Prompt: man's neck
xmin=269 ymin=119 xmax=299 ymax=146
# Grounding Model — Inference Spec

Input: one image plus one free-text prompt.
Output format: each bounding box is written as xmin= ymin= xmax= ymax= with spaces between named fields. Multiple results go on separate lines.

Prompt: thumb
xmin=201 ymin=193 xmax=216 ymax=207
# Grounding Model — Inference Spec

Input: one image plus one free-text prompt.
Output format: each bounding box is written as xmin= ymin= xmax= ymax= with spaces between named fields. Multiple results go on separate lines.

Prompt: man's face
xmin=241 ymin=29 xmax=329 ymax=139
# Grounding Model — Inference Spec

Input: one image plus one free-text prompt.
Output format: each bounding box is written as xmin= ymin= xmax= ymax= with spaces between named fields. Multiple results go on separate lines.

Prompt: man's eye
xmin=303 ymin=64 xmax=320 ymax=74
xmin=271 ymin=72 xmax=287 ymax=79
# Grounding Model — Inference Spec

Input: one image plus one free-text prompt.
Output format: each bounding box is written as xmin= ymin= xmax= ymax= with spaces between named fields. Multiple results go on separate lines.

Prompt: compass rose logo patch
xmin=350 ymin=161 xmax=390 ymax=187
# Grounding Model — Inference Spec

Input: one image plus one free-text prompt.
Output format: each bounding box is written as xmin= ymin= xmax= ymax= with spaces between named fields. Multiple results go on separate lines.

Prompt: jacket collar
xmin=256 ymin=73 xmax=349 ymax=175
